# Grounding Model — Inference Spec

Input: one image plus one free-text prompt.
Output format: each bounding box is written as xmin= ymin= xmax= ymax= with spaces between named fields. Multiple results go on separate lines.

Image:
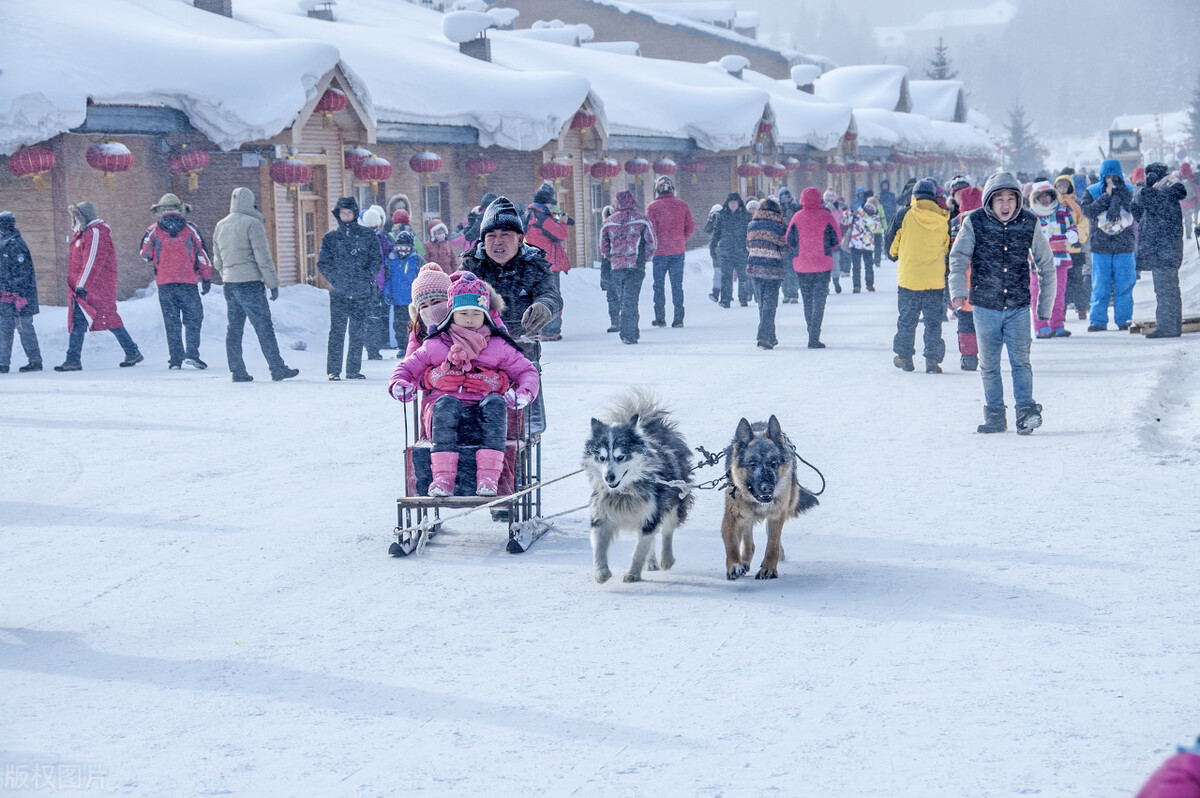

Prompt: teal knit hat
xmin=448 ymin=271 xmax=490 ymax=312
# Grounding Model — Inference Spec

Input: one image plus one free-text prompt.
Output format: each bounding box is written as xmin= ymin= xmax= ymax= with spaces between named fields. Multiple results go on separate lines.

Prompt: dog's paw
xmin=621 ymin=572 xmax=642 ymax=583
xmin=754 ymin=567 xmax=778 ymax=580
xmin=659 ymin=553 xmax=675 ymax=571
xmin=645 ymin=556 xmax=659 ymax=571
xmin=594 ymin=568 xmax=612 ymax=584
xmin=726 ymin=564 xmax=746 ymax=580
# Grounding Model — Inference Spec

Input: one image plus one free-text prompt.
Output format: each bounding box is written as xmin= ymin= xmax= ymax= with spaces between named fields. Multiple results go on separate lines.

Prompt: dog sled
xmin=391 ymin=389 xmax=548 ymax=557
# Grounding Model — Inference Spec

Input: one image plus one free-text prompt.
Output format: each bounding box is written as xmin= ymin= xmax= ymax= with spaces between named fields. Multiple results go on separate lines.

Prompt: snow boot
xmin=893 ymin=355 xmax=914 ymax=372
xmin=19 ymin=361 xmax=42 ymax=372
xmin=925 ymin=358 xmax=942 ymax=374
xmin=977 ymin=406 xmax=1007 ymax=434
xmin=427 ymin=451 xmax=459 ymax=497
xmin=1015 ymin=403 xmax=1043 ymax=435
xmin=1036 ymin=326 xmax=1054 ymax=339
xmin=474 ymin=448 xmax=506 ymax=497
xmin=960 ymin=355 xmax=978 ymax=371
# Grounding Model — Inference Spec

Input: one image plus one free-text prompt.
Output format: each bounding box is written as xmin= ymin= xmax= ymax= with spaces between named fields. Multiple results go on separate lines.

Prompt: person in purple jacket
xmin=1136 ymin=736 xmax=1200 ymax=798
xmin=389 ymin=273 xmax=540 ymax=497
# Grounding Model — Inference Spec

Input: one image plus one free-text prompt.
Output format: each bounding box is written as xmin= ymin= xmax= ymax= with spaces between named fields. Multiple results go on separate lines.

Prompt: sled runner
xmin=392 ymin=390 xmax=545 ymax=556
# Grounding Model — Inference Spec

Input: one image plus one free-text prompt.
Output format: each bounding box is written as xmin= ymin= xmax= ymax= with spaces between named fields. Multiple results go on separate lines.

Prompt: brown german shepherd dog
xmin=721 ymin=416 xmax=819 ymax=580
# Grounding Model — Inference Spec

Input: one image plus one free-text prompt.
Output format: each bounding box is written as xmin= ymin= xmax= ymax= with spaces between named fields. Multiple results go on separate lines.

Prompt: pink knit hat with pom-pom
xmin=410 ymin=263 xmax=451 ymax=308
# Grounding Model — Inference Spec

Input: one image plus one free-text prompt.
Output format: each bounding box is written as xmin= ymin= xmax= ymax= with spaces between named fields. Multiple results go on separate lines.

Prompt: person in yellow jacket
xmin=1053 ymin=173 xmax=1091 ymax=320
xmin=884 ymin=178 xmax=950 ymax=373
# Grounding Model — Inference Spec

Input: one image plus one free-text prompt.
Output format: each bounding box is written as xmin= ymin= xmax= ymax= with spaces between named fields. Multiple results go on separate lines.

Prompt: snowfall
xmin=4 ymin=243 xmax=1200 ymax=797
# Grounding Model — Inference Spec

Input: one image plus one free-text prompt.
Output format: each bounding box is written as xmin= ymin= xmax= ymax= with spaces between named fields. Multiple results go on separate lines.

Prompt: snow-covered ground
xmin=4 ymin=246 xmax=1200 ymax=796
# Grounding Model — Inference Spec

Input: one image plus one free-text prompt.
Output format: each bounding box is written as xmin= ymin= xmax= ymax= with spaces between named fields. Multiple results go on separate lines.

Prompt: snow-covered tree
xmin=1006 ymin=101 xmax=1045 ymax=177
xmin=925 ymin=37 xmax=957 ymax=80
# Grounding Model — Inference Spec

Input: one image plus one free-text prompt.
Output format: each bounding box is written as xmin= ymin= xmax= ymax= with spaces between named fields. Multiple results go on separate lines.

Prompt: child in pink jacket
xmin=1029 ymin=181 xmax=1078 ymax=338
xmin=389 ymin=272 xmax=540 ymax=497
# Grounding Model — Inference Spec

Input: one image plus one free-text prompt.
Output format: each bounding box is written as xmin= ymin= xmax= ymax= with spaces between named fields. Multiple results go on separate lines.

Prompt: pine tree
xmin=925 ymin=37 xmax=958 ymax=80
xmin=1006 ymin=101 xmax=1045 ymax=177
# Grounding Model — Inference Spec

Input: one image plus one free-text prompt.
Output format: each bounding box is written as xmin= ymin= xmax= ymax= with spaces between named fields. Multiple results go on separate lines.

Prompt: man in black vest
xmin=949 ymin=172 xmax=1056 ymax=435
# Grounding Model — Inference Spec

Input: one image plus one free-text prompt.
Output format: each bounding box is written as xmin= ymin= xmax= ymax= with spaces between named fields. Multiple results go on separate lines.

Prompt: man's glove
xmin=566 ymin=215 xmax=575 ymax=226
xmin=201 ymin=280 xmax=211 ymax=295
xmin=521 ymin=302 xmax=553 ymax=334
xmin=390 ymin=380 xmax=416 ymax=403
xmin=504 ymin=388 xmax=533 ymax=409
xmin=74 ymin=286 xmax=87 ymax=299
xmin=269 ymin=287 xmax=279 ymax=301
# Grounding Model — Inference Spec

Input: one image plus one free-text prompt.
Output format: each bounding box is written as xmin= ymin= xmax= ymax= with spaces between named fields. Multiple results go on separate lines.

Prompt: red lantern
xmin=736 ymin=162 xmax=763 ymax=179
xmin=86 ymin=141 xmax=133 ymax=189
xmin=826 ymin=161 xmax=847 ymax=174
xmin=624 ymin=157 xmax=651 ymax=177
xmin=409 ymin=151 xmax=443 ymax=184
xmin=167 ymin=145 xmax=211 ymax=191
xmin=800 ymin=160 xmax=820 ymax=173
xmin=465 ymin=154 xmax=497 ymax=187
xmin=354 ymin=155 xmax=392 ymax=191
xmin=540 ymin=157 xmax=572 ymax=184
xmin=7 ymin=145 xmax=55 ymax=190
xmin=569 ymin=109 xmax=596 ymax=130
xmin=652 ymin=158 xmax=678 ymax=176
xmin=843 ymin=130 xmax=858 ymax=142
xmin=344 ymin=146 xmax=372 ymax=172
xmin=315 ymin=87 xmax=348 ymax=129
xmin=763 ymin=162 xmax=787 ymax=180
xmin=846 ymin=160 xmax=868 ymax=174
xmin=589 ymin=157 xmax=621 ymax=186
xmin=757 ymin=120 xmax=773 ymax=138
xmin=680 ymin=158 xmax=706 ymax=184
xmin=783 ymin=157 xmax=801 ymax=172
xmin=269 ymin=156 xmax=313 ymax=200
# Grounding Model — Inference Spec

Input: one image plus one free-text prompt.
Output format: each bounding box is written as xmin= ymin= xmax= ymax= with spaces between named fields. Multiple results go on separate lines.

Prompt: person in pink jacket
xmin=1136 ymin=737 xmax=1200 ymax=798
xmin=645 ymin=176 xmax=695 ymax=327
xmin=785 ymin=187 xmax=841 ymax=348
xmin=389 ymin=272 xmax=540 ymax=497
xmin=1028 ymin=181 xmax=1078 ymax=338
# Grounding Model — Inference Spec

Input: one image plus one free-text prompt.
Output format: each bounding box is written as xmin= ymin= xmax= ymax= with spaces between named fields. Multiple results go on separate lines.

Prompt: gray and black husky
xmin=582 ymin=391 xmax=694 ymax=584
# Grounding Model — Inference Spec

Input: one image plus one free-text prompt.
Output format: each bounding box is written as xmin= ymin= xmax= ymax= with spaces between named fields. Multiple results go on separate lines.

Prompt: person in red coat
xmin=785 ymin=187 xmax=841 ymax=348
xmin=645 ymin=175 xmax=695 ymax=327
xmin=55 ymin=202 xmax=143 ymax=371
xmin=140 ymin=193 xmax=212 ymax=369
xmin=524 ymin=181 xmax=572 ymax=340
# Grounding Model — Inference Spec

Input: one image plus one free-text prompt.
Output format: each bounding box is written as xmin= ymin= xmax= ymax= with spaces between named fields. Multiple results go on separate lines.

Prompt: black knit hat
xmin=332 ymin=196 xmax=359 ymax=219
xmin=912 ymin=178 xmax=938 ymax=202
xmin=0 ymin=211 xmax=16 ymax=235
xmin=479 ymin=196 xmax=525 ymax=236
xmin=533 ymin=181 xmax=556 ymax=206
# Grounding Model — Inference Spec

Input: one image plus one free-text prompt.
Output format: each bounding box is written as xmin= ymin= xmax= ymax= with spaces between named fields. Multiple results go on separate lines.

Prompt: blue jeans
xmin=158 ymin=282 xmax=204 ymax=365
xmin=1088 ymin=251 xmax=1136 ymax=327
xmin=754 ymin=278 xmax=780 ymax=344
xmin=973 ymin=306 xmax=1034 ymax=409
xmin=66 ymin=301 xmax=139 ymax=364
xmin=224 ymin=281 xmax=286 ymax=378
xmin=0 ymin=304 xmax=41 ymax=368
xmin=611 ymin=266 xmax=645 ymax=342
xmin=652 ymin=254 xmax=685 ymax=324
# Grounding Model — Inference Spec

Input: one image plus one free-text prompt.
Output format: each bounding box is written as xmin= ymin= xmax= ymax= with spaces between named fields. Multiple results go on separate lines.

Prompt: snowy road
xmin=3 ymin=250 xmax=1199 ymax=796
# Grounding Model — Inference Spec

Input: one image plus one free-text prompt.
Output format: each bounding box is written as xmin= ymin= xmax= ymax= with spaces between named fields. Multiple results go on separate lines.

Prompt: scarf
xmin=446 ymin=323 xmax=490 ymax=369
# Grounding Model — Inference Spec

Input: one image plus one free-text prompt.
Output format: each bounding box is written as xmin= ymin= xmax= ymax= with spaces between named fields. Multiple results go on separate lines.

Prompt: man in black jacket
xmin=710 ymin=192 xmax=752 ymax=307
xmin=317 ymin=196 xmax=382 ymax=380
xmin=1132 ymin=162 xmax=1188 ymax=338
xmin=460 ymin=196 xmax=562 ymax=435
xmin=949 ymin=171 xmax=1056 ymax=436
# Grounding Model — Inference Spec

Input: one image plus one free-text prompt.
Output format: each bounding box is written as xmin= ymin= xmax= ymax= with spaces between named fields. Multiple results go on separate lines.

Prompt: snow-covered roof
xmin=851 ymin=108 xmax=935 ymax=152
xmin=545 ymin=0 xmax=804 ymax=64
xmin=640 ymin=2 xmax=736 ymax=27
xmin=740 ymin=70 xmax=852 ymax=152
xmin=0 ymin=0 xmax=346 ymax=155
xmin=488 ymin=33 xmax=765 ymax=152
xmin=929 ymin=120 xmax=997 ymax=157
xmin=967 ymin=108 xmax=992 ymax=133
xmin=511 ymin=20 xmax=596 ymax=45
xmin=581 ymin=41 xmax=642 ymax=56
xmin=813 ymin=65 xmax=911 ymax=112
xmin=235 ymin=0 xmax=594 ymax=151
xmin=908 ymin=80 xmax=967 ymax=123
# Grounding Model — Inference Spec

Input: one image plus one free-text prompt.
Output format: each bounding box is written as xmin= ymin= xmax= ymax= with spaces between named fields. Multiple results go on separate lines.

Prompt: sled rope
xmin=398 ymin=467 xmax=586 ymax=537
xmin=690 ymin=443 xmax=826 ymax=496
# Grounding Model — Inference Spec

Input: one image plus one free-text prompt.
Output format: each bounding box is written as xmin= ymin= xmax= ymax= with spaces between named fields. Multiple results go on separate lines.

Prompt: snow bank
xmin=0 ymin=0 xmax=342 ymax=154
